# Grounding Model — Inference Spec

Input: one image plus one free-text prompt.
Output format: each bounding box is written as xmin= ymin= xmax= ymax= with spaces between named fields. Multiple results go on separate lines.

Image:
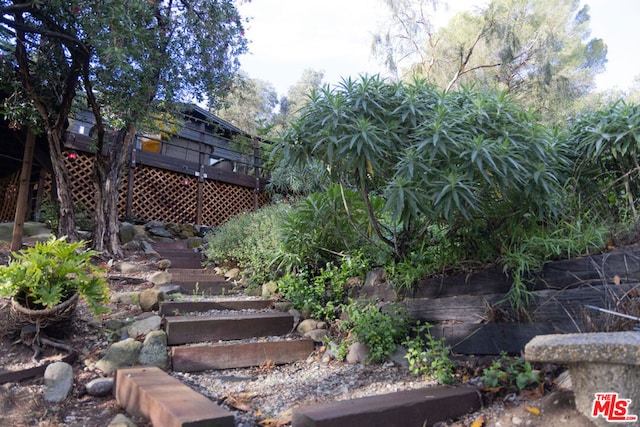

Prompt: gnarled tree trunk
xmin=92 ymin=127 xmax=137 ymax=258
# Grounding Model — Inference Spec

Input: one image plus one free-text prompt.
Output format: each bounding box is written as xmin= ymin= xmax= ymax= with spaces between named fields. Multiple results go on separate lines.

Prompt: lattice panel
xmin=201 ymin=180 xmax=256 ymax=226
xmin=129 ymin=165 xmax=198 ymax=224
xmin=0 ymin=170 xmax=20 ymax=222
xmin=37 ymin=151 xmax=269 ymax=227
xmin=64 ymin=151 xmax=96 ymax=211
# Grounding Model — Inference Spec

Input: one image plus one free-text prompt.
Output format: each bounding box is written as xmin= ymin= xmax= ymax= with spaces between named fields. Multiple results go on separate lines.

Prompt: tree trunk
xmin=92 ymin=127 xmax=136 ymax=258
xmin=48 ymin=130 xmax=77 ymax=240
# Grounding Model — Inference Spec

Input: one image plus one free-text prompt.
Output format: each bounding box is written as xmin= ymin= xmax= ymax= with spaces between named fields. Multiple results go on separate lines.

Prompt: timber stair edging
xmin=115 ymin=250 xmax=484 ymax=426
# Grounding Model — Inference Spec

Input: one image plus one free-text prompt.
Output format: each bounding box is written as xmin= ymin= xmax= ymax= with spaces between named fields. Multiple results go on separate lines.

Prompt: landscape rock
xmin=389 ymin=345 xmax=409 ymax=368
xmin=85 ymin=377 xmax=114 ymax=397
xmin=138 ymin=330 xmax=168 ymax=369
xmin=147 ymin=227 xmax=173 ymax=238
xmin=156 ymin=284 xmax=183 ymax=295
xmin=148 ymin=271 xmax=172 ymax=286
xmin=127 ymin=315 xmax=162 ymax=338
xmin=117 ymin=262 xmax=150 ymax=274
xmin=96 ymin=338 xmax=143 ymax=375
xmin=140 ymin=241 xmax=160 ymax=257
xmin=139 ymin=289 xmax=165 ymax=312
xmin=365 ymin=268 xmax=387 ymax=287
xmin=262 ymin=281 xmax=278 ymax=298
xmin=43 ymin=362 xmax=74 ymax=403
xmin=304 ymin=329 xmax=329 ymax=343
xmin=186 ymin=236 xmax=202 ymax=248
xmin=110 ymin=292 xmax=139 ymax=305
xmin=118 ymin=224 xmax=137 ymax=244
xmin=225 ymin=267 xmax=240 ymax=280
xmin=108 ymin=413 xmax=137 ymax=427
xmin=273 ymin=301 xmax=292 ymax=312
xmin=156 ymin=259 xmax=172 ymax=270
xmin=346 ymin=342 xmax=369 ymax=364
xmin=144 ymin=221 xmax=165 ymax=230
xmin=297 ymin=319 xmax=326 ymax=334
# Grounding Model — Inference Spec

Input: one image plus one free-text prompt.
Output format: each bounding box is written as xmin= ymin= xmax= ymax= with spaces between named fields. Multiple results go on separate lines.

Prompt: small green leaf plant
xmin=403 ymin=321 xmax=456 ymax=385
xmin=480 ymin=353 xmax=540 ymax=391
xmin=0 ymin=236 xmax=109 ymax=315
xmin=337 ymin=300 xmax=409 ymax=364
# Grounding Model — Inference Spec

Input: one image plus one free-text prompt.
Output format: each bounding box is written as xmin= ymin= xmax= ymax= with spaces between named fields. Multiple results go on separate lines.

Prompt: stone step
xmin=172 ymin=339 xmax=315 ymax=372
xmin=164 ymin=312 xmax=294 ymax=345
xmin=291 ymin=386 xmax=481 ymax=427
xmin=159 ymin=299 xmax=273 ymax=316
xmin=115 ymin=366 xmax=234 ymax=427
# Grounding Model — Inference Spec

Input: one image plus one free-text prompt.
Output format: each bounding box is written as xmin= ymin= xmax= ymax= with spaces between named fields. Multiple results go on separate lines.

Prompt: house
xmin=0 ymin=105 xmax=271 ymax=227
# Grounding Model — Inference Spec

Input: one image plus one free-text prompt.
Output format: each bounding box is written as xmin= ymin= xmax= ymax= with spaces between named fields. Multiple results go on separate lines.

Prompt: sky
xmin=236 ymin=0 xmax=639 ymax=96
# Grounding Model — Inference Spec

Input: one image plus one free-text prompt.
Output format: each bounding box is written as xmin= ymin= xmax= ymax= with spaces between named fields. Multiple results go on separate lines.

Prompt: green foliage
xmin=0 ymin=236 xmax=109 ymax=315
xmin=481 ymin=353 xmax=540 ymax=391
xmin=569 ymin=100 xmax=640 ymax=219
xmin=277 ymin=253 xmax=370 ymax=320
xmin=205 ymin=203 xmax=289 ymax=286
xmin=338 ymin=301 xmax=409 ymax=364
xmin=273 ymin=183 xmax=389 ymax=273
xmin=279 ymin=76 xmax=567 ymax=263
xmin=403 ymin=322 xmax=456 ymax=384
xmin=500 ymin=213 xmax=609 ymax=312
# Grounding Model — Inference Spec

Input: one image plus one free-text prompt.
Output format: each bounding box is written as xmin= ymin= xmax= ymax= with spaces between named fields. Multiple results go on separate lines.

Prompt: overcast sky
xmin=236 ymin=0 xmax=639 ymax=96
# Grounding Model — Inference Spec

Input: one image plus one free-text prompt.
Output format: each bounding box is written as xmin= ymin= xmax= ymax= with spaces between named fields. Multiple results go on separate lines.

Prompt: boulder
xmin=96 ymin=338 xmax=143 ymax=375
xmin=304 ymin=329 xmax=329 ymax=343
xmin=148 ymin=271 xmax=172 ymax=286
xmin=43 ymin=362 xmax=74 ymax=403
xmin=139 ymin=289 xmax=165 ymax=312
xmin=127 ymin=315 xmax=162 ymax=338
xmin=346 ymin=342 xmax=369 ymax=364
xmin=118 ymin=224 xmax=137 ymax=244
xmin=85 ymin=377 xmax=114 ymax=397
xmin=138 ymin=330 xmax=168 ymax=370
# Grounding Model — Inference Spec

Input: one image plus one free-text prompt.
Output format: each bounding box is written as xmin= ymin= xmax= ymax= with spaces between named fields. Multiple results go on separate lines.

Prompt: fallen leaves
xmin=525 ymin=406 xmax=541 ymax=416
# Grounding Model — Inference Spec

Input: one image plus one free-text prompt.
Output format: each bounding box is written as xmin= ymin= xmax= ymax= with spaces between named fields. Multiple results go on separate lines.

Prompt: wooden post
xmin=253 ymin=136 xmax=261 ymax=210
xmin=11 ymin=128 xmax=36 ymax=251
xmin=196 ymin=123 xmax=206 ymax=224
xmin=126 ymin=147 xmax=136 ymax=219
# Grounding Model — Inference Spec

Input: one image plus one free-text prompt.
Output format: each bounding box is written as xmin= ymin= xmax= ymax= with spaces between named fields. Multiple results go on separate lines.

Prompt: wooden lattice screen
xmin=0 ymin=170 xmax=20 ymax=222
xmin=42 ymin=150 xmax=268 ymax=226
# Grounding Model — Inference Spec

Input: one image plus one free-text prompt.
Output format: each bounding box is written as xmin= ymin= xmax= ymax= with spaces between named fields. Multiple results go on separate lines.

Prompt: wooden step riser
xmin=159 ymin=300 xmax=272 ymax=316
xmin=172 ymin=281 xmax=234 ymax=296
xmin=291 ymin=386 xmax=481 ymax=427
xmin=115 ymin=366 xmax=234 ymax=427
xmin=172 ymin=340 xmax=314 ymax=372
xmin=164 ymin=312 xmax=294 ymax=345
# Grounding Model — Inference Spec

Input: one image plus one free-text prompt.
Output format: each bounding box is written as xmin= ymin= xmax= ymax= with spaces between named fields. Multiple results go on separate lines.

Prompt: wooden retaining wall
xmin=398 ymin=249 xmax=640 ymax=354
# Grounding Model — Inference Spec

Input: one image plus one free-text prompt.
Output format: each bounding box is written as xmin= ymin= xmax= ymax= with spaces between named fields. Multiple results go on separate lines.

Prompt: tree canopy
xmin=1 ymin=0 xmax=247 ymax=256
xmin=373 ymin=0 xmax=607 ymax=121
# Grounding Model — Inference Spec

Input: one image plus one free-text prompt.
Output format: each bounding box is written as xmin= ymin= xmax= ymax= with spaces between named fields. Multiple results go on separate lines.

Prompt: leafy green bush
xmin=205 ymin=202 xmax=290 ymax=285
xmin=273 ymin=183 xmax=389 ymax=274
xmin=480 ymin=353 xmax=540 ymax=391
xmin=277 ymin=252 xmax=370 ymax=320
xmin=0 ymin=236 xmax=109 ymax=315
xmin=403 ymin=322 xmax=456 ymax=384
xmin=338 ymin=300 xmax=409 ymax=364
